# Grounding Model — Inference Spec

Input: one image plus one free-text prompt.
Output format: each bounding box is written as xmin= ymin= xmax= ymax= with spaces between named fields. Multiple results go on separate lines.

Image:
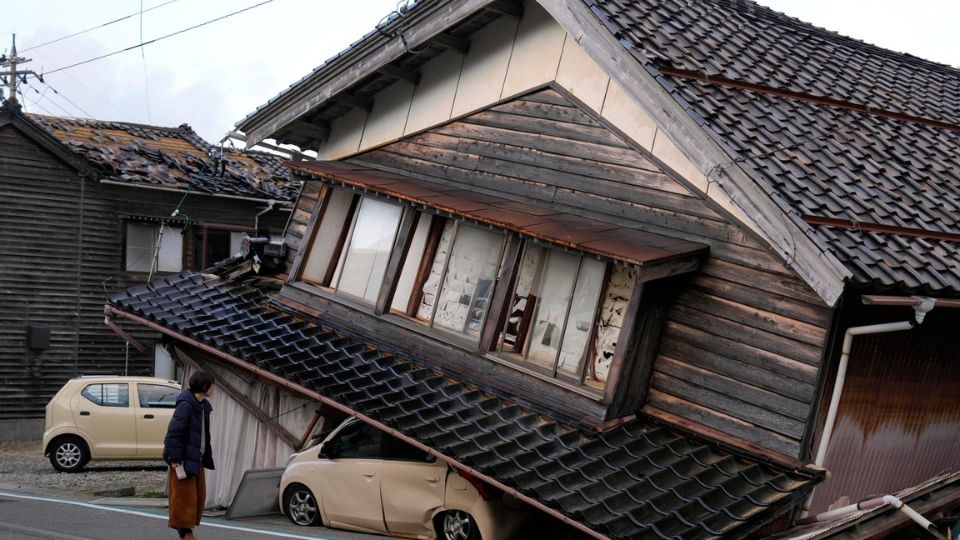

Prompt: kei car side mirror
xmin=318 ymin=441 xmax=334 ymax=459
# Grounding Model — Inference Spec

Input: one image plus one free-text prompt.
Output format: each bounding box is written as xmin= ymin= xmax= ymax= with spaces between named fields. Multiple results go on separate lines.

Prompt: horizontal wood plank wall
xmin=283 ymin=181 xmax=324 ymax=271
xmin=341 ymin=89 xmax=832 ymax=457
xmin=0 ymin=125 xmax=84 ymax=419
xmin=0 ymin=125 xmax=289 ymax=419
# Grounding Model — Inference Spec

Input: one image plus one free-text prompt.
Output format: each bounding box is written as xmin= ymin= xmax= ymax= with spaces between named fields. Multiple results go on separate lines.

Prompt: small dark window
xmin=383 ymin=434 xmax=435 ymax=462
xmin=333 ymin=421 xmax=382 ymax=459
xmin=81 ymin=383 xmax=129 ymax=407
xmin=137 ymin=384 xmax=179 ymax=408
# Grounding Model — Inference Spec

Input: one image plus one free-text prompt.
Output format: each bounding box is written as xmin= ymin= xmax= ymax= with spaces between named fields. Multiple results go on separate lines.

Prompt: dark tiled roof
xmin=28 ymin=114 xmax=299 ymax=202
xmin=587 ymin=0 xmax=960 ymax=295
xmin=110 ymin=271 xmax=819 ymax=539
xmin=289 ymin=160 xmax=708 ymax=267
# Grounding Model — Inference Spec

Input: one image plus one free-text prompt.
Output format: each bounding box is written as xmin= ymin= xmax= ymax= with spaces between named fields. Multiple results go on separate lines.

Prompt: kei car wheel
xmin=438 ymin=510 xmax=481 ymax=540
xmin=49 ymin=436 xmax=89 ymax=473
xmin=284 ymin=484 xmax=320 ymax=526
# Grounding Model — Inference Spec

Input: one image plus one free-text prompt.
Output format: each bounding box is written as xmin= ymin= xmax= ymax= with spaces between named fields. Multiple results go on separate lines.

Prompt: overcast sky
xmin=2 ymin=1 xmax=957 ymax=144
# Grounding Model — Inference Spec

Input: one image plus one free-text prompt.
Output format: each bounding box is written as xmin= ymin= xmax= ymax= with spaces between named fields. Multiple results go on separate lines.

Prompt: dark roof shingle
xmin=110 ymin=271 xmax=820 ymax=539
xmin=28 ymin=114 xmax=299 ymax=202
xmin=588 ymin=0 xmax=960 ymax=295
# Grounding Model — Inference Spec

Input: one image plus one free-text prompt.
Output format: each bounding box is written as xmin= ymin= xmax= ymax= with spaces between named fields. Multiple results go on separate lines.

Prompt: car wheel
xmin=437 ymin=510 xmax=481 ymax=540
xmin=284 ymin=484 xmax=320 ymax=526
xmin=49 ymin=436 xmax=89 ymax=473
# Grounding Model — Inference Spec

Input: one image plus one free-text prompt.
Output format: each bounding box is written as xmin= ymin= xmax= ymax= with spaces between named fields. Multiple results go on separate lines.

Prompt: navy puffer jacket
xmin=163 ymin=389 xmax=214 ymax=476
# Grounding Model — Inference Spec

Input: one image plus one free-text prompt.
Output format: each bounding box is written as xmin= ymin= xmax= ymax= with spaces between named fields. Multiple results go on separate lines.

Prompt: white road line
xmin=0 ymin=491 xmax=333 ymax=540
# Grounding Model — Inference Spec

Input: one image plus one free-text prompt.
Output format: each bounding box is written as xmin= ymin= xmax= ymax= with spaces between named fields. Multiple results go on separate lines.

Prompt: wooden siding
xmin=337 ymin=88 xmax=832 ymax=457
xmin=0 ymin=125 xmax=288 ymax=419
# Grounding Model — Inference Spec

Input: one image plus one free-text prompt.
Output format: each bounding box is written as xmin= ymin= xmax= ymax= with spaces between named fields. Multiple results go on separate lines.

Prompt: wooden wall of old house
xmin=284 ymin=88 xmax=832 ymax=458
xmin=0 ymin=124 xmax=289 ymax=419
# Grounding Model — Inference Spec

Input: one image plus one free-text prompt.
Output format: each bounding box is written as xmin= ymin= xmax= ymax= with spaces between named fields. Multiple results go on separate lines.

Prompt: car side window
xmin=332 ymin=421 xmax=382 ymax=459
xmin=81 ymin=383 xmax=129 ymax=407
xmin=137 ymin=384 xmax=178 ymax=408
xmin=382 ymin=434 xmax=435 ymax=463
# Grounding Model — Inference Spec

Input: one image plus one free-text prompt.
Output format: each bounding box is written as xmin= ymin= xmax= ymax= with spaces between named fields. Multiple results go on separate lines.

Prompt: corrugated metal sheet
xmin=811 ymin=311 xmax=960 ymax=512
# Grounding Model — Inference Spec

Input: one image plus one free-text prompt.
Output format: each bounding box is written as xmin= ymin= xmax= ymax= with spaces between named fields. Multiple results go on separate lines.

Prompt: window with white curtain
xmin=125 ymin=222 xmax=183 ymax=273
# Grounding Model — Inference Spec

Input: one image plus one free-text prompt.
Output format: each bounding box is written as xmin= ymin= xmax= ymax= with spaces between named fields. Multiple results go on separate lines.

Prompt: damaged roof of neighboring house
xmin=26 ymin=113 xmax=299 ymax=202
xmin=586 ymin=0 xmax=960 ymax=295
xmin=108 ymin=271 xmax=821 ymax=540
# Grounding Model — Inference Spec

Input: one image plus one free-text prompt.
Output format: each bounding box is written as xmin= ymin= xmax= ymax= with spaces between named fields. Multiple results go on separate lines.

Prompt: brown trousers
xmin=167 ymin=466 xmax=206 ymax=529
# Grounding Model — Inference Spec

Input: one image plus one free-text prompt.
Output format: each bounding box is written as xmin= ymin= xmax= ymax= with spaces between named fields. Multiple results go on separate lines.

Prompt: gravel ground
xmin=0 ymin=440 xmax=166 ymax=497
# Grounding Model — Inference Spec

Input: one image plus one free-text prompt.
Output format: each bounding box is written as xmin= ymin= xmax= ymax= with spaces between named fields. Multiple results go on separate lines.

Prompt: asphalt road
xmin=0 ymin=490 xmax=381 ymax=540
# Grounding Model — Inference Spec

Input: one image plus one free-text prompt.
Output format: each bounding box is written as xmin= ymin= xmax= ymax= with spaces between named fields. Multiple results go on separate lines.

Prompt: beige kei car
xmin=280 ymin=418 xmax=528 ymax=540
xmin=42 ymin=376 xmax=181 ymax=472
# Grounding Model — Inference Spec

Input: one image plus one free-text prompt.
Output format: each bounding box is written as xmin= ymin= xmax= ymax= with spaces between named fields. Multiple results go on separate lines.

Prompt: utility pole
xmin=0 ymin=34 xmax=40 ymax=105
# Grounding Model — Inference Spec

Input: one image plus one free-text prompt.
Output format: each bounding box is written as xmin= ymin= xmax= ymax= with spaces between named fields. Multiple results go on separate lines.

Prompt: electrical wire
xmin=45 ymin=0 xmax=275 ymax=75
xmin=19 ymin=0 xmax=180 ymax=53
xmin=37 ymin=79 xmax=96 ymax=119
xmin=24 ymin=82 xmax=77 ymax=118
xmin=140 ymin=0 xmax=153 ymax=123
xmin=29 ymin=48 xmax=133 ymax=118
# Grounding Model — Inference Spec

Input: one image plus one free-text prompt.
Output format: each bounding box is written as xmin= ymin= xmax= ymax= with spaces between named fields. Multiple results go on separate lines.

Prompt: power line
xmin=38 ymin=79 xmax=96 ymax=118
xmin=139 ymin=0 xmax=153 ymax=123
xmin=45 ymin=0 xmax=275 ymax=75
xmin=28 ymin=48 xmax=133 ymax=118
xmin=19 ymin=0 xmax=180 ymax=53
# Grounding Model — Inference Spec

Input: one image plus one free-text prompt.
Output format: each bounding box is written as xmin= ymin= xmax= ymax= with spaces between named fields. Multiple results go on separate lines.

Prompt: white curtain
xmin=180 ymin=363 xmax=324 ymax=508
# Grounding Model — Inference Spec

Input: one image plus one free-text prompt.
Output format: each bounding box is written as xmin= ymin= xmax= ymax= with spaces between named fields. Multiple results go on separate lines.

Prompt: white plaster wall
xmin=500 ymin=1 xmax=566 ymax=98
xmin=307 ymin=0 xmax=749 ymax=240
xmin=316 ymin=107 xmax=366 ymax=160
xmin=450 ymin=16 xmax=518 ymax=117
xmin=406 ymin=50 xmax=464 ymax=135
xmin=359 ymin=80 xmax=415 ymax=151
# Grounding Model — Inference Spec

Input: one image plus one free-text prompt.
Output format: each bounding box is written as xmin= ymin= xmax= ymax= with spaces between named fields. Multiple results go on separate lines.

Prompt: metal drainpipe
xmin=802 ymin=494 xmax=948 ymax=539
xmin=801 ymin=297 xmax=937 ymax=517
xmin=254 ymin=200 xmax=276 ymax=232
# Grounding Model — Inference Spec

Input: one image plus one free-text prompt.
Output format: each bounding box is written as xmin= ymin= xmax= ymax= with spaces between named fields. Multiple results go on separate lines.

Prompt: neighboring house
xmin=106 ymin=0 xmax=960 ymax=537
xmin=0 ymin=100 xmax=298 ymax=425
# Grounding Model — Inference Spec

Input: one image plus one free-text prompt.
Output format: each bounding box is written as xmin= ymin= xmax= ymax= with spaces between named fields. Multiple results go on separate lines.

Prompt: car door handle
xmin=144 ymin=414 xmax=154 ymax=419
xmin=79 ymin=411 xmax=90 ymax=416
xmin=424 ymin=476 xmax=439 ymax=483
xmin=362 ymin=472 xmax=376 ymax=478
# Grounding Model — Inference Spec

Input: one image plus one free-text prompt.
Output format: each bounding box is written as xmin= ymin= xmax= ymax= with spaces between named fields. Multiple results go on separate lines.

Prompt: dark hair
xmin=188 ymin=371 xmax=215 ymax=394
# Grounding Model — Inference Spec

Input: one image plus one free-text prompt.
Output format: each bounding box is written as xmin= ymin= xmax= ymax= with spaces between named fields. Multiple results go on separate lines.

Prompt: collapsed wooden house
xmin=0 ymin=101 xmax=298 ymax=428
xmin=105 ymin=0 xmax=959 ymax=536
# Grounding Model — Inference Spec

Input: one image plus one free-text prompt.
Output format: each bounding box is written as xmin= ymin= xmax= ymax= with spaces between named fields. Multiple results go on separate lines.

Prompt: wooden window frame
xmin=121 ymin=218 xmax=186 ymax=275
xmin=490 ymin=241 xmax=613 ymax=391
xmin=197 ymin=223 xmax=255 ymax=270
xmin=291 ymin=184 xmax=661 ymax=404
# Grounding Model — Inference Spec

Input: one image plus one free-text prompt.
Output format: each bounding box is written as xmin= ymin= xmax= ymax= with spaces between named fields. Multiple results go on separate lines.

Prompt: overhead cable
xmin=45 ymin=0 xmax=274 ymax=75
xmin=20 ymin=0 xmax=180 ymax=53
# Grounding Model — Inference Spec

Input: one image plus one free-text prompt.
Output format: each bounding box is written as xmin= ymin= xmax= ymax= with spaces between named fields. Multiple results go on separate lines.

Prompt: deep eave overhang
xmin=235 ymin=0 xmax=497 ymax=147
xmin=289 ymin=160 xmax=708 ymax=268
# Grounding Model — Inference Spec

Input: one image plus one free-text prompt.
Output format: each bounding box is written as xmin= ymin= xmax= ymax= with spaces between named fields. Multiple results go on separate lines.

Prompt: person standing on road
xmin=163 ymin=371 xmax=216 ymax=540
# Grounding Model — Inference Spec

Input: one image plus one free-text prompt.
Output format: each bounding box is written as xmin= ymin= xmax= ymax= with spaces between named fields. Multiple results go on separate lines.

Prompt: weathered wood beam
xmin=103 ymin=315 xmax=146 ymax=352
xmin=297 ymin=408 xmax=323 ymax=451
xmin=431 ymin=32 xmax=470 ymax=54
xmin=484 ymin=0 xmax=523 ymax=19
xmin=173 ymin=346 xmax=302 ymax=449
xmin=288 ymin=120 xmax=331 ymax=142
xmin=636 ymin=256 xmax=701 ymax=283
xmin=287 ymin=185 xmax=330 ymax=284
xmin=375 ymin=207 xmax=419 ymax=315
xmin=478 ymin=233 xmax=523 ymax=355
xmin=330 ymin=93 xmax=372 ymax=112
xmin=376 ymin=64 xmax=421 ymax=85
